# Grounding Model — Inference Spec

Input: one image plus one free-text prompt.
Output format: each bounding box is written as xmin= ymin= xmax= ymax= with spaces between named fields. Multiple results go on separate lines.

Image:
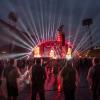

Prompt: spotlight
xmin=66 ymin=54 xmax=72 ymax=60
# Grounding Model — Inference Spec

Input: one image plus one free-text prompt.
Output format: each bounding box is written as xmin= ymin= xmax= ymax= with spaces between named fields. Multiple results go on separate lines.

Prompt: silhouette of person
xmin=0 ymin=60 xmax=4 ymax=97
xmin=87 ymin=57 xmax=100 ymax=100
xmin=61 ymin=60 xmax=79 ymax=100
xmin=31 ymin=58 xmax=46 ymax=100
xmin=4 ymin=59 xmax=20 ymax=100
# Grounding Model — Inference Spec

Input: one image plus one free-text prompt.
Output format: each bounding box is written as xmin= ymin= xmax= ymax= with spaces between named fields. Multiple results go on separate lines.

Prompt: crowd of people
xmin=0 ymin=57 xmax=100 ymax=100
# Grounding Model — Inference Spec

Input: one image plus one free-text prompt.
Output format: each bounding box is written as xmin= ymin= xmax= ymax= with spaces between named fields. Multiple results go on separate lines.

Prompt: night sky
xmin=0 ymin=0 xmax=100 ymax=50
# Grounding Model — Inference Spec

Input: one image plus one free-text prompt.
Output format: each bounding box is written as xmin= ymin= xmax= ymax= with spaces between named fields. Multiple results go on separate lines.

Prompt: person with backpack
xmin=87 ymin=57 xmax=100 ymax=100
xmin=61 ymin=60 xmax=79 ymax=100
xmin=31 ymin=58 xmax=46 ymax=100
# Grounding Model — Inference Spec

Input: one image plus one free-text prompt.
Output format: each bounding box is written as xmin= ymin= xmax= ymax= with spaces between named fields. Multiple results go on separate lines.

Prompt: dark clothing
xmin=4 ymin=66 xmax=19 ymax=98
xmin=61 ymin=67 xmax=76 ymax=100
xmin=0 ymin=80 xmax=1 ymax=86
xmin=0 ymin=64 xmax=3 ymax=87
xmin=7 ymin=82 xmax=18 ymax=96
xmin=32 ymin=85 xmax=45 ymax=100
xmin=4 ymin=66 xmax=13 ymax=80
xmin=31 ymin=64 xmax=46 ymax=100
xmin=61 ymin=67 xmax=76 ymax=89
xmin=32 ymin=64 xmax=46 ymax=87
xmin=91 ymin=64 xmax=100 ymax=100
xmin=63 ymin=88 xmax=75 ymax=100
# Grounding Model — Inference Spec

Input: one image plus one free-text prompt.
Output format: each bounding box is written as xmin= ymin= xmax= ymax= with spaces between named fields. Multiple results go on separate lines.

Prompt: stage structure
xmin=0 ymin=18 xmax=73 ymax=59
xmin=33 ymin=25 xmax=73 ymax=59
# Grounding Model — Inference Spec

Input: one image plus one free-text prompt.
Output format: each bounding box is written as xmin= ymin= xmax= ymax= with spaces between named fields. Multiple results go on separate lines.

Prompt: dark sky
xmin=0 ymin=0 xmax=100 ymax=50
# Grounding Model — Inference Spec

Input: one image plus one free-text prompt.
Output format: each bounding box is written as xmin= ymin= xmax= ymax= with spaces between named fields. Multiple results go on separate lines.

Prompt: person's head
xmin=66 ymin=60 xmax=73 ymax=68
xmin=36 ymin=58 xmax=41 ymax=64
xmin=92 ymin=57 xmax=99 ymax=65
xmin=9 ymin=59 xmax=15 ymax=66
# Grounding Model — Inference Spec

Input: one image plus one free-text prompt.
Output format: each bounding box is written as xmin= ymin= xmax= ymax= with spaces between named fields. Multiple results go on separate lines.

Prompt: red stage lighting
xmin=56 ymin=33 xmax=65 ymax=46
